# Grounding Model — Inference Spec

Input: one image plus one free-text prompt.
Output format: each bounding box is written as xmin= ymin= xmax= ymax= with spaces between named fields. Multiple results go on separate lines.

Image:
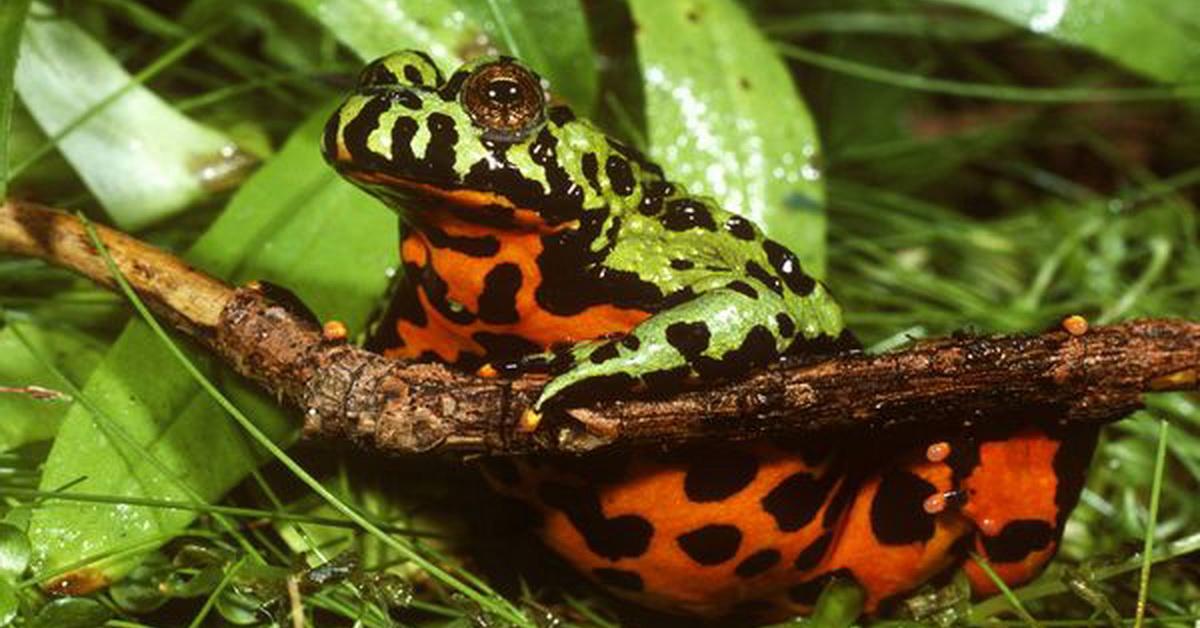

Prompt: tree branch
xmin=3 ymin=199 xmax=1197 ymax=455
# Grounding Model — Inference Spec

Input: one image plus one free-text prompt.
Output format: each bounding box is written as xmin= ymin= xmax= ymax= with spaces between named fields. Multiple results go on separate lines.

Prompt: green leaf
xmin=12 ymin=3 xmax=253 ymax=229
xmin=0 ymin=579 xmax=16 ymax=627
xmin=27 ymin=106 xmax=395 ymax=586
xmin=928 ymin=0 xmax=1200 ymax=83
xmin=28 ymin=597 xmax=112 ymax=628
xmin=0 ymin=323 xmax=103 ymax=451
xmin=0 ymin=524 xmax=30 ymax=579
xmin=0 ymin=0 xmax=31 ymax=199
xmin=289 ymin=0 xmax=596 ymax=110
xmin=628 ymin=0 xmax=828 ymax=276
xmin=287 ymin=0 xmax=484 ymax=68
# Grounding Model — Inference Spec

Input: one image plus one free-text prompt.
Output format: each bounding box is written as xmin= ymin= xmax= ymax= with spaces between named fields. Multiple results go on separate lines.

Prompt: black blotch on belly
xmin=870 ymin=470 xmax=938 ymax=545
xmin=665 ymin=321 xmax=711 ymax=359
xmin=477 ymin=263 xmax=523 ymax=324
xmin=420 ymin=265 xmax=476 ymax=325
xmin=480 ymin=458 xmax=521 ymax=486
xmin=762 ymin=471 xmax=830 ymax=532
xmin=735 ymin=548 xmax=780 ymax=578
xmin=763 ymin=240 xmax=816 ymax=296
xmin=684 ymin=448 xmax=759 ymax=502
xmin=1052 ymin=425 xmax=1100 ymax=524
xmin=676 ymin=524 xmax=743 ymax=566
xmin=423 ymin=223 xmax=501 ymax=257
xmin=980 ymin=519 xmax=1055 ymax=563
xmin=792 ymin=533 xmax=832 ymax=571
xmin=662 ymin=199 xmax=717 ymax=232
xmin=592 ymin=567 xmax=644 ymax=591
xmin=471 ymin=332 xmax=542 ymax=364
xmin=538 ymin=481 xmax=653 ymax=561
xmin=772 ymin=435 xmax=836 ymax=467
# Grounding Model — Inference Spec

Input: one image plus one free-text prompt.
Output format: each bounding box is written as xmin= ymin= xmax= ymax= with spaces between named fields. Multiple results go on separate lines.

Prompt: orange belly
xmin=375 ymin=216 xmax=1096 ymax=620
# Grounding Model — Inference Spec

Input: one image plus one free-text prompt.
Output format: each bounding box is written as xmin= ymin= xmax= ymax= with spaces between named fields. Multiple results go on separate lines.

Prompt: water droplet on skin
xmin=924 ymin=493 xmax=947 ymax=514
xmin=979 ymin=517 xmax=1001 ymax=536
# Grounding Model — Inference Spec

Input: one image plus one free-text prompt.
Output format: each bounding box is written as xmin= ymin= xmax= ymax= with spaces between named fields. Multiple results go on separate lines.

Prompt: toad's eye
xmin=461 ymin=61 xmax=545 ymax=141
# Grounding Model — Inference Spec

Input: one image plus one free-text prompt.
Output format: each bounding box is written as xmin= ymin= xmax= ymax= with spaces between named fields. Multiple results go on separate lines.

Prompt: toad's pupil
xmin=486 ymin=79 xmax=522 ymax=105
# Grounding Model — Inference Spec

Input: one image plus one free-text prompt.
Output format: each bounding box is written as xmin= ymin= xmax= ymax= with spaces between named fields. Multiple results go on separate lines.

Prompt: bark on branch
xmin=2 ymin=199 xmax=1197 ymax=455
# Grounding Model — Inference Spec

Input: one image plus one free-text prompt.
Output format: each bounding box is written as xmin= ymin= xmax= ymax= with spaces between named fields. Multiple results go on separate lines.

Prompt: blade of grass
xmin=77 ymin=218 xmax=533 ymax=626
xmin=970 ymin=552 xmax=1043 ymax=627
xmin=0 ymin=0 xmax=32 ymax=198
xmin=186 ymin=555 xmax=247 ymax=628
xmin=776 ymin=43 xmax=1200 ymax=102
xmin=1134 ymin=419 xmax=1170 ymax=628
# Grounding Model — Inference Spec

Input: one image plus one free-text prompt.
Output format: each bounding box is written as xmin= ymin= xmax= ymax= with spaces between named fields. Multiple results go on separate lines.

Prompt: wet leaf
xmin=929 ymin=0 xmax=1200 ymax=82
xmin=0 ymin=525 xmax=30 ymax=579
xmin=0 ymin=579 xmax=16 ymax=627
xmin=629 ymin=0 xmax=827 ymax=275
xmin=0 ymin=0 xmax=32 ymax=198
xmin=0 ymin=323 xmax=103 ymax=451
xmin=13 ymin=3 xmax=253 ymax=228
xmin=28 ymin=597 xmax=112 ymax=628
xmin=289 ymin=0 xmax=596 ymax=110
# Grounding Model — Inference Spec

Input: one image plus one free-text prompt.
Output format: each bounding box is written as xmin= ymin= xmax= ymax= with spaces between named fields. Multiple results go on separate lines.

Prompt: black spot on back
xmin=581 ymin=153 xmax=601 ymax=194
xmin=726 ymin=280 xmax=758 ymax=299
xmin=341 ymin=96 xmax=390 ymax=165
xmin=665 ymin=321 xmax=711 ymax=359
xmin=691 ymin=325 xmax=778 ymax=379
xmin=403 ymin=64 xmax=424 ymax=85
xmin=605 ymin=155 xmax=635 ymax=196
xmin=724 ymin=215 xmax=757 ymax=240
xmin=761 ymin=471 xmax=831 ymax=532
xmin=763 ymin=240 xmax=816 ymax=296
xmin=548 ymin=105 xmax=576 ymax=126
xmin=676 ymin=524 xmax=742 ymax=566
xmin=775 ymin=313 xmax=796 ymax=338
xmin=477 ymin=263 xmax=522 ymax=324
xmin=745 ymin=260 xmax=783 ymax=295
xmin=592 ymin=568 xmax=643 ymax=591
xmin=661 ymin=199 xmax=718 ymax=232
xmin=870 ymin=470 xmax=938 ymax=545
xmin=684 ymin=448 xmax=759 ymax=502
xmin=588 ymin=341 xmax=620 ymax=364
xmin=980 ymin=519 xmax=1055 ymax=563
xmin=735 ymin=548 xmax=780 ymax=578
xmin=538 ymin=482 xmax=654 ymax=561
xmin=670 ymin=259 xmax=694 ymax=270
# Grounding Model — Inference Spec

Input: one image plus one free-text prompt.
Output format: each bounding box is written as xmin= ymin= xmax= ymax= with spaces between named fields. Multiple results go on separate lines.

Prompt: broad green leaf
xmin=13 ymin=3 xmax=253 ymax=229
xmin=0 ymin=323 xmax=103 ymax=451
xmin=0 ymin=524 xmax=30 ymax=579
xmin=287 ymin=0 xmax=483 ymax=68
xmin=928 ymin=0 xmax=1200 ymax=83
xmin=28 ymin=597 xmax=112 ymax=628
xmin=0 ymin=0 xmax=31 ymax=199
xmin=28 ymin=106 xmax=395 ymax=586
xmin=290 ymin=0 xmax=596 ymax=110
xmin=628 ymin=0 xmax=828 ymax=276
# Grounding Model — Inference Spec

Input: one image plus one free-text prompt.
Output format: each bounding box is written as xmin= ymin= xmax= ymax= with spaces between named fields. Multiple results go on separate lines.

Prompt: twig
xmin=2 ymin=199 xmax=1197 ymax=455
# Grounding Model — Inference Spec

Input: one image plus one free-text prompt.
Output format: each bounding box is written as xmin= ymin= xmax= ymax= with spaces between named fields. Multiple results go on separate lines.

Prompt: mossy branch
xmin=3 ymin=199 xmax=1197 ymax=455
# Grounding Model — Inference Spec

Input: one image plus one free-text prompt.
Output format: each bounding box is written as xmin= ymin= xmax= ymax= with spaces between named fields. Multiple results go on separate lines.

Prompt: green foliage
xmin=1 ymin=0 xmax=1197 ymax=625
xmin=630 ymin=0 xmax=828 ymax=275
xmin=0 ymin=0 xmax=32 ymax=199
